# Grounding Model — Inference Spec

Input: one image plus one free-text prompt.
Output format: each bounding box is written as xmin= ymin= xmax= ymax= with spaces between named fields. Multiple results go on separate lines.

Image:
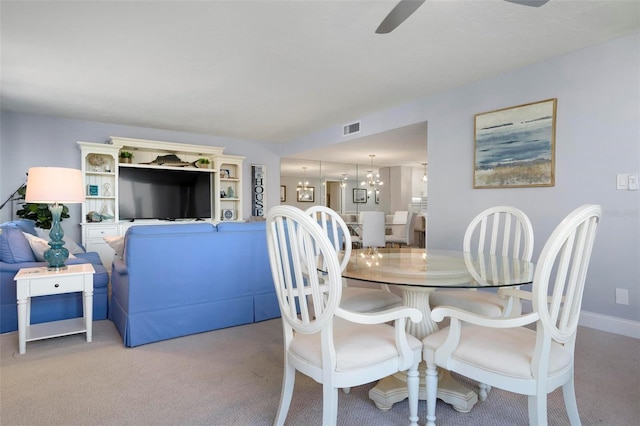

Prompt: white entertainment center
xmin=78 ymin=137 xmax=244 ymax=268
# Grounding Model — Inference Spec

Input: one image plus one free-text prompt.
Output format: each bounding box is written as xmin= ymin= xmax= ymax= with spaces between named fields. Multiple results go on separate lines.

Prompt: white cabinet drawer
xmin=29 ymin=275 xmax=84 ymax=296
xmin=86 ymin=226 xmax=118 ymax=238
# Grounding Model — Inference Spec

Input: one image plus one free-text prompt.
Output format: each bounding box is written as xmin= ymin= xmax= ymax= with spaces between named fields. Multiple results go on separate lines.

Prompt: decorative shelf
xmin=119 ymin=162 xmax=215 ymax=173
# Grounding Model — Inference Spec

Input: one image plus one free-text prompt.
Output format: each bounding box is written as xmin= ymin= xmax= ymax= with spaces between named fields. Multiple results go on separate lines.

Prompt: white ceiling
xmin=2 ymin=0 xmax=638 ymax=153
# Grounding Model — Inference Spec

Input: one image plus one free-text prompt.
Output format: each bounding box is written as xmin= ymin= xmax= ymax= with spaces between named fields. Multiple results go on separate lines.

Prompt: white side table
xmin=14 ymin=263 xmax=95 ymax=354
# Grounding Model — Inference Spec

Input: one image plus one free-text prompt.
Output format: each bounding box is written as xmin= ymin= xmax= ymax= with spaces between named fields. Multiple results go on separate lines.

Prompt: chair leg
xmin=407 ymin=360 xmax=420 ymax=426
xmin=562 ymin=376 xmax=581 ymax=425
xmin=425 ymin=362 xmax=438 ymax=426
xmin=322 ymin=385 xmax=339 ymax=426
xmin=527 ymin=394 xmax=547 ymax=426
xmin=274 ymin=363 xmax=295 ymax=426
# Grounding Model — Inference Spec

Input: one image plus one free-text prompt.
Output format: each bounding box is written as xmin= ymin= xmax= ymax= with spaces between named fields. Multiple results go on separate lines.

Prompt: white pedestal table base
xmin=368 ymin=286 xmax=479 ymax=412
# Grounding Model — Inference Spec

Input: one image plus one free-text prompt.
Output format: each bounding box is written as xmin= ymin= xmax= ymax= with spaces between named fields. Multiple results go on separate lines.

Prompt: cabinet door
xmin=83 ymin=225 xmax=119 ymax=269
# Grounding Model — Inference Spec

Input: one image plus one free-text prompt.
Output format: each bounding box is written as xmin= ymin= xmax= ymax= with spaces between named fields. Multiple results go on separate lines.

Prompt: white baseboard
xmin=521 ymin=301 xmax=639 ymax=339
xmin=578 ymin=310 xmax=640 ymax=339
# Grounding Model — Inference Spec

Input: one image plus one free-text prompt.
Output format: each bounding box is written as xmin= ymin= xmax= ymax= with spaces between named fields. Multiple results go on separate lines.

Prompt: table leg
xmin=17 ymin=297 xmax=27 ymax=354
xmin=84 ymin=289 xmax=93 ymax=343
xmin=368 ymin=287 xmax=478 ymax=412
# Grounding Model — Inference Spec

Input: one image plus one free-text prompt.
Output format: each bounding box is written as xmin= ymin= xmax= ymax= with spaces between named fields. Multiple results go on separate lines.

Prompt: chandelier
xmin=341 ymin=173 xmax=348 ymax=188
xmin=422 ymin=162 xmax=428 ymax=183
xmin=361 ymin=154 xmax=383 ymax=195
xmin=297 ymin=166 xmax=309 ymax=190
xmin=297 ymin=166 xmax=314 ymax=201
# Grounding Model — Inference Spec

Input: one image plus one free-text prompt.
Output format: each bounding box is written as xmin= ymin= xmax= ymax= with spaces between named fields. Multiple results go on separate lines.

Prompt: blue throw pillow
xmin=12 ymin=219 xmax=38 ymax=236
xmin=0 ymin=226 xmax=36 ymax=263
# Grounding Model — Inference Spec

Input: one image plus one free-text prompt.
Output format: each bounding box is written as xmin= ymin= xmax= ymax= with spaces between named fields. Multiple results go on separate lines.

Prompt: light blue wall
xmin=282 ymin=33 xmax=640 ymax=323
xmin=0 ymin=113 xmax=281 ymax=242
xmin=1 ymin=33 xmax=638 ymax=324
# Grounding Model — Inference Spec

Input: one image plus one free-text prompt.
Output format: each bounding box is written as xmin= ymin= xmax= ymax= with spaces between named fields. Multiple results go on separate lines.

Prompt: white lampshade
xmin=25 ymin=167 xmax=85 ymax=204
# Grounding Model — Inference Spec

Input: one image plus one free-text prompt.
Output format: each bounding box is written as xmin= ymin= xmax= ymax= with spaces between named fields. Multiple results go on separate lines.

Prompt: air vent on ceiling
xmin=343 ymin=121 xmax=361 ymax=136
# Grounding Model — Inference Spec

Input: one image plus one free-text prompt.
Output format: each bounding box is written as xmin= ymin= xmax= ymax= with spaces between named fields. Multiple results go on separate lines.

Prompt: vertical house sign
xmin=252 ymin=164 xmax=266 ymax=217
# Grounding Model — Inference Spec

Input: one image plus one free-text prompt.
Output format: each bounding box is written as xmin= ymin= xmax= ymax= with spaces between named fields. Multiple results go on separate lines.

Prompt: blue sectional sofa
xmin=109 ymin=221 xmax=280 ymax=347
xmin=0 ymin=220 xmax=110 ymax=334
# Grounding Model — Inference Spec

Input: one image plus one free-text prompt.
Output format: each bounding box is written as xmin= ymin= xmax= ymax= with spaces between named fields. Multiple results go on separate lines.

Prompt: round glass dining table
xmin=343 ymin=247 xmax=535 ymax=413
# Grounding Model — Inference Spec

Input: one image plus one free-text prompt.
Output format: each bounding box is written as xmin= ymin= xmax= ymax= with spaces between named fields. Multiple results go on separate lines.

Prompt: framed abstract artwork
xmin=474 ymin=98 xmax=557 ymax=188
xmin=353 ymin=188 xmax=367 ymax=203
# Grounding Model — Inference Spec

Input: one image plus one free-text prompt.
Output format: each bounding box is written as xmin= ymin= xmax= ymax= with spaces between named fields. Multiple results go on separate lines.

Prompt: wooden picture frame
xmin=280 ymin=185 xmax=286 ymax=202
xmin=297 ymin=186 xmax=314 ymax=202
xmin=353 ymin=188 xmax=367 ymax=203
xmin=474 ymin=98 xmax=556 ymax=188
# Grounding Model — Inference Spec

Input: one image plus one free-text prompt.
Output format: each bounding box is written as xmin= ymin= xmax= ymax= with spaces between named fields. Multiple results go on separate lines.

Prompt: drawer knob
xmin=54 ymin=283 xmax=60 ymax=288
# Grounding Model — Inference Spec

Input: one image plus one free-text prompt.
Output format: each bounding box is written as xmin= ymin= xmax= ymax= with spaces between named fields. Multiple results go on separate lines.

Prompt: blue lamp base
xmin=44 ymin=203 xmax=69 ymax=270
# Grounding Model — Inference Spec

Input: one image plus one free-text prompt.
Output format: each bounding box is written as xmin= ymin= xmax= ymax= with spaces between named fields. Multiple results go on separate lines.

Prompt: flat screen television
xmin=119 ymin=167 xmax=212 ymax=220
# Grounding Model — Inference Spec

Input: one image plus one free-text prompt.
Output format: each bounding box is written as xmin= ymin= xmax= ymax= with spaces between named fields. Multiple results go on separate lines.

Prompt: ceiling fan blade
xmin=503 ymin=0 xmax=550 ymax=7
xmin=375 ymin=0 xmax=426 ymax=34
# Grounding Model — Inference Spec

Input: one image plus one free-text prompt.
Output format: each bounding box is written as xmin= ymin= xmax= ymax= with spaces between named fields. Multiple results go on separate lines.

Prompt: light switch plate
xmin=617 ymin=174 xmax=629 ymax=190
xmin=615 ymin=288 xmax=629 ymax=305
xmin=628 ymin=173 xmax=639 ymax=190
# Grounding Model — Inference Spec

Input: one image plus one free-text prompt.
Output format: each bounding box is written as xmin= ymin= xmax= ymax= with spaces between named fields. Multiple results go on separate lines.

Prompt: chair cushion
xmin=340 ymin=287 xmax=402 ymax=313
xmin=0 ymin=226 xmax=36 ymax=263
xmin=429 ymin=289 xmax=504 ymax=318
xmin=423 ymin=325 xmax=573 ymax=379
xmin=290 ymin=317 xmax=422 ymax=372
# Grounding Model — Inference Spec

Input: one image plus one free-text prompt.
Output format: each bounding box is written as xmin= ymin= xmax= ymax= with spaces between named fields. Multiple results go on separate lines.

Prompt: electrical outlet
xmin=615 ymin=288 xmax=629 ymax=305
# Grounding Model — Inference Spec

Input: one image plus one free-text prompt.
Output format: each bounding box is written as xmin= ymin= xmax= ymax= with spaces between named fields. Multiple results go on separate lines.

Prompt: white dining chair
xmin=361 ymin=211 xmax=386 ymax=248
xmin=386 ymin=211 xmax=417 ymax=247
xmin=429 ymin=206 xmax=534 ymax=319
xmin=423 ymin=204 xmax=601 ymax=426
xmin=306 ymin=206 xmax=402 ymax=313
xmin=266 ymin=205 xmax=423 ymax=426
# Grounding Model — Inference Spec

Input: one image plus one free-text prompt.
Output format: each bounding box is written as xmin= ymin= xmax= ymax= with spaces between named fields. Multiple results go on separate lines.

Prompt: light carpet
xmin=1 ymin=319 xmax=638 ymax=425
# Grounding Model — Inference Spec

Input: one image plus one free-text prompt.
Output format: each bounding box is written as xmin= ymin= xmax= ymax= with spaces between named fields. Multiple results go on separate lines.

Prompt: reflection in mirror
xmin=280 ymin=159 xmax=359 ymax=213
xmin=279 ymin=121 xmax=428 ymax=246
xmin=281 ymin=159 xmax=427 ymax=210
xmin=280 ymin=158 xmax=394 ymax=214
xmin=281 ymin=157 xmax=427 ymax=248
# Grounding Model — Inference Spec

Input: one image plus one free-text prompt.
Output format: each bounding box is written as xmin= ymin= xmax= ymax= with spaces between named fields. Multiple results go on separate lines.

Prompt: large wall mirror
xmin=280 ymin=122 xmax=428 ymax=246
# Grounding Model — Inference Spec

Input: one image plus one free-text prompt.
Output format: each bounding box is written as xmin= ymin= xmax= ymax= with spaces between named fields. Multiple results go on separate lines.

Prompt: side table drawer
xmin=29 ymin=275 xmax=84 ymax=296
xmin=87 ymin=226 xmax=118 ymax=238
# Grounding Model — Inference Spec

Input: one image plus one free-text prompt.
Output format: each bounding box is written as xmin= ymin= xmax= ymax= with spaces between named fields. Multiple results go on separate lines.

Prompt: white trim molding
xmin=578 ymin=310 xmax=640 ymax=339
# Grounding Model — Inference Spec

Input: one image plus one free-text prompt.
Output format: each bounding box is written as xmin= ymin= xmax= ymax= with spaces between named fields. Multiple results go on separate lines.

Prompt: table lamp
xmin=25 ymin=167 xmax=85 ymax=270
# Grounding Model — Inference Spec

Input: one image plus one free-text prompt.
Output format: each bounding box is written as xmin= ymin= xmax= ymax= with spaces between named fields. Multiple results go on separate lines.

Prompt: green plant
xmin=120 ymin=151 xmax=134 ymax=159
xmin=14 ymin=184 xmax=70 ymax=229
xmin=198 ymin=158 xmax=210 ymax=164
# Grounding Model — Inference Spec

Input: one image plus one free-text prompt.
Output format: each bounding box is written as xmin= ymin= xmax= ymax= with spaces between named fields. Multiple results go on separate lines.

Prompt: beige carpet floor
xmin=1 ymin=318 xmax=638 ymax=425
